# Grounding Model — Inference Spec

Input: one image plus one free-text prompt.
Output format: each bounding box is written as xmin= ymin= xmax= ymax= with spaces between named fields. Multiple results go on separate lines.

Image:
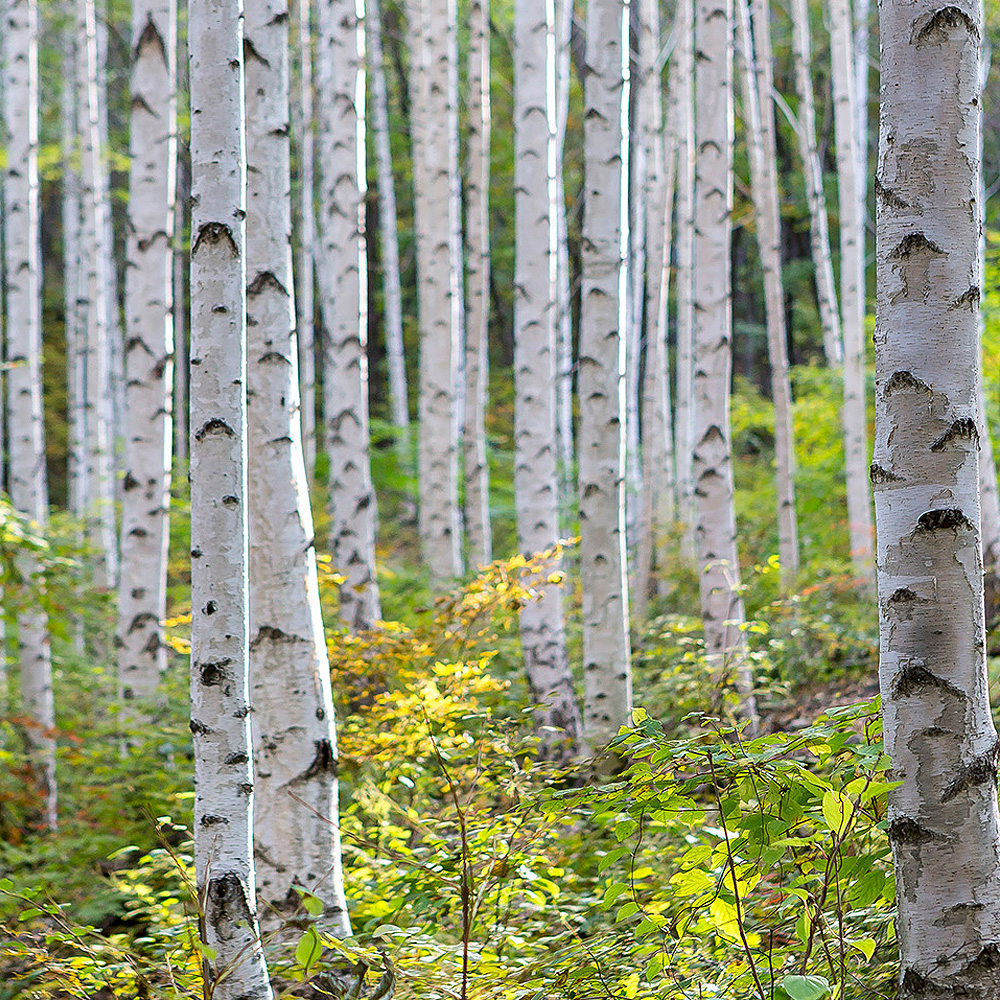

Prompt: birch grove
xmin=875 ymin=0 xmax=1000 ymax=989
xmin=187 ymin=0 xmax=273 ymax=985
xmin=117 ymin=0 xmax=177 ymax=707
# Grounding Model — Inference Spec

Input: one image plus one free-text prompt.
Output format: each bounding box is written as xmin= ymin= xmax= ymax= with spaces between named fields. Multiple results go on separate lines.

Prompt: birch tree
xmin=368 ymin=0 xmax=409 ymax=438
xmin=830 ymin=0 xmax=873 ymax=574
xmin=4 ymin=0 xmax=56 ymax=829
xmin=117 ymin=0 xmax=177 ymax=706
xmin=408 ymin=0 xmax=465 ymax=580
xmin=464 ymin=0 xmax=492 ymax=569
xmin=316 ymin=0 xmax=382 ymax=628
xmin=579 ymin=0 xmax=632 ymax=747
xmin=188 ymin=0 xmax=273 ymax=986
xmin=692 ymin=0 xmax=757 ymax=727
xmin=244 ymin=0 xmax=351 ymax=932
xmin=513 ymin=0 xmax=583 ymax=756
xmin=874 ymin=0 xmax=1000 ymax=990
xmin=788 ymin=0 xmax=842 ymax=364
xmin=735 ymin=0 xmax=799 ymax=587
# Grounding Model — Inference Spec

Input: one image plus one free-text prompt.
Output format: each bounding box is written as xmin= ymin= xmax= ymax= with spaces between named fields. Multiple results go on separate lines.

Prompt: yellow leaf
xmin=851 ymin=938 xmax=876 ymax=961
xmin=709 ymin=896 xmax=741 ymax=941
xmin=821 ymin=790 xmax=854 ymax=837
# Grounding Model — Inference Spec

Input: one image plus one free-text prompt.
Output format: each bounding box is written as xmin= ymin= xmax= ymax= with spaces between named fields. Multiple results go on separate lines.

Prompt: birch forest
xmin=4 ymin=0 xmax=1000 ymax=995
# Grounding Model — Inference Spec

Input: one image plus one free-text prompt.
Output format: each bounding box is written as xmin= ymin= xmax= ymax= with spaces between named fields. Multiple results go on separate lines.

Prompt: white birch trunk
xmin=368 ymin=0 xmax=409 ymax=436
xmin=579 ymin=0 xmax=632 ymax=747
xmin=294 ymin=0 xmax=317 ymax=477
xmin=408 ymin=0 xmax=464 ymax=579
xmin=789 ymin=0 xmax=842 ymax=364
xmin=874 ymin=0 xmax=1000 ymax=990
xmin=188 ymin=0 xmax=273 ymax=986
xmin=736 ymin=0 xmax=799 ymax=587
xmin=316 ymin=0 xmax=382 ymax=628
xmin=830 ymin=0 xmax=874 ymax=575
xmin=673 ymin=0 xmax=697 ymax=560
xmin=633 ymin=0 xmax=676 ymax=618
xmin=79 ymin=0 xmax=119 ymax=591
xmin=244 ymin=0 xmax=351 ymax=933
xmin=853 ymin=0 xmax=870 ymax=230
xmin=692 ymin=0 xmax=757 ymax=728
xmin=3 ymin=0 xmax=56 ymax=830
xmin=464 ymin=0 xmax=492 ymax=568
xmin=513 ymin=0 xmax=583 ymax=757
xmin=117 ymin=0 xmax=177 ymax=707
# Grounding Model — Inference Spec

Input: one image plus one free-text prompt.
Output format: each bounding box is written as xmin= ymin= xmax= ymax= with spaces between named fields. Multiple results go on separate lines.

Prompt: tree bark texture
xmin=736 ymin=0 xmax=799 ymax=587
xmin=188 ymin=0 xmax=273 ymax=988
xmin=4 ymin=0 xmax=57 ymax=830
xmin=513 ymin=0 xmax=583 ymax=757
xmin=316 ymin=0 xmax=382 ymax=628
xmin=408 ymin=0 xmax=464 ymax=580
xmin=244 ymin=0 xmax=352 ymax=934
xmin=579 ymin=0 xmax=633 ymax=747
xmin=875 ymin=0 xmax=1000 ymax=993
xmin=117 ymin=0 xmax=177 ymax=707
xmin=692 ymin=0 xmax=757 ymax=727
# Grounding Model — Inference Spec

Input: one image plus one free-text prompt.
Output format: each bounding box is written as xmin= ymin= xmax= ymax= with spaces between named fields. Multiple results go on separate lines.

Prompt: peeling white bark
xmin=513 ymin=0 xmax=583 ymax=756
xmin=3 ymin=0 xmax=56 ymax=830
xmin=579 ymin=0 xmax=632 ymax=747
xmin=692 ymin=0 xmax=757 ymax=728
xmin=875 ymin=0 xmax=1000 ymax=992
xmin=244 ymin=0 xmax=351 ymax=934
xmin=464 ymin=0 xmax=492 ymax=568
xmin=117 ymin=0 xmax=176 ymax=707
xmin=316 ymin=0 xmax=382 ymax=627
xmin=188 ymin=0 xmax=273 ymax=987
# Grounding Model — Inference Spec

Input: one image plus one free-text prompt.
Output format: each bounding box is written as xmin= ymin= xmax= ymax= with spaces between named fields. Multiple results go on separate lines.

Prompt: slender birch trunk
xmin=789 ymin=0 xmax=842 ymax=364
xmin=173 ymin=168 xmax=188 ymax=464
xmin=294 ymin=0 xmax=317 ymax=477
xmin=117 ymin=0 xmax=176 ymax=707
xmin=673 ymin=0 xmax=697 ymax=560
xmin=244 ymin=0 xmax=351 ymax=933
xmin=633 ymin=0 xmax=676 ymax=617
xmin=368 ymin=0 xmax=409 ymax=437
xmin=513 ymin=0 xmax=583 ymax=757
xmin=736 ymin=0 xmax=799 ymax=587
xmin=3 ymin=0 xmax=56 ymax=830
xmin=316 ymin=0 xmax=382 ymax=627
xmin=830 ymin=0 xmax=873 ymax=575
xmin=875 ymin=0 xmax=1000 ymax=990
xmin=554 ymin=0 xmax=575 ymax=509
xmin=188 ymin=0 xmax=273 ymax=987
xmin=692 ymin=0 xmax=757 ymax=728
xmin=79 ymin=0 xmax=118 ymax=591
xmin=408 ymin=0 xmax=464 ymax=580
xmin=854 ymin=0 xmax=870 ymax=229
xmin=464 ymin=0 xmax=492 ymax=568
xmin=579 ymin=0 xmax=633 ymax=747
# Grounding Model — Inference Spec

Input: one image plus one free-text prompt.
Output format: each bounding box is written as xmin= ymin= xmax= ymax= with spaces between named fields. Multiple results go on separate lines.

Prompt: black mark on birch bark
xmin=247 ymin=271 xmax=288 ymax=297
xmin=194 ymin=418 xmax=236 ymax=441
xmin=892 ymin=662 xmax=965 ymax=699
xmin=914 ymin=508 xmax=974 ymax=533
xmin=192 ymin=222 xmax=239 ymax=258
xmin=930 ymin=418 xmax=978 ymax=451
xmin=871 ymin=463 xmax=904 ymax=485
xmin=941 ymin=741 xmax=999 ymax=802
xmin=914 ymin=5 xmax=980 ymax=45
xmin=885 ymin=371 xmax=931 ymax=395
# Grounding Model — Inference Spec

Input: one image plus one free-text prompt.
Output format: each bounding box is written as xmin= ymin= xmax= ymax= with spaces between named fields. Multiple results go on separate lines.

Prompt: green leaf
xmin=782 ymin=974 xmax=831 ymax=1000
xmin=598 ymin=846 xmax=629 ymax=872
xmin=295 ymin=926 xmax=322 ymax=971
xmin=603 ymin=881 xmax=630 ymax=907
xmin=301 ymin=893 xmax=324 ymax=916
xmin=821 ymin=790 xmax=853 ymax=837
xmin=616 ymin=901 xmax=640 ymax=922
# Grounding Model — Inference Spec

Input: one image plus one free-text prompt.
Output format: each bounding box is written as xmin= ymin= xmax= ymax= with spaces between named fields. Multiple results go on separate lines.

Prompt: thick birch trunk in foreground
xmin=117 ymin=0 xmax=176 ymax=707
xmin=408 ymin=0 xmax=464 ymax=580
xmin=368 ymin=0 xmax=409 ymax=437
xmin=293 ymin=0 xmax=317 ymax=477
xmin=79 ymin=0 xmax=118 ymax=591
xmin=464 ymin=0 xmax=492 ymax=568
xmin=789 ymin=0 xmax=842 ymax=365
xmin=875 ymin=1 xmax=1000 ymax=993
xmin=3 ymin=0 xmax=57 ymax=829
xmin=188 ymin=0 xmax=273 ymax=989
xmin=634 ymin=0 xmax=676 ymax=617
xmin=513 ymin=0 xmax=583 ymax=757
xmin=692 ymin=0 xmax=757 ymax=727
xmin=673 ymin=0 xmax=696 ymax=560
xmin=736 ymin=0 xmax=799 ymax=587
xmin=579 ymin=0 xmax=632 ymax=747
xmin=317 ymin=0 xmax=382 ymax=628
xmin=830 ymin=0 xmax=873 ymax=575
xmin=244 ymin=0 xmax=351 ymax=933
